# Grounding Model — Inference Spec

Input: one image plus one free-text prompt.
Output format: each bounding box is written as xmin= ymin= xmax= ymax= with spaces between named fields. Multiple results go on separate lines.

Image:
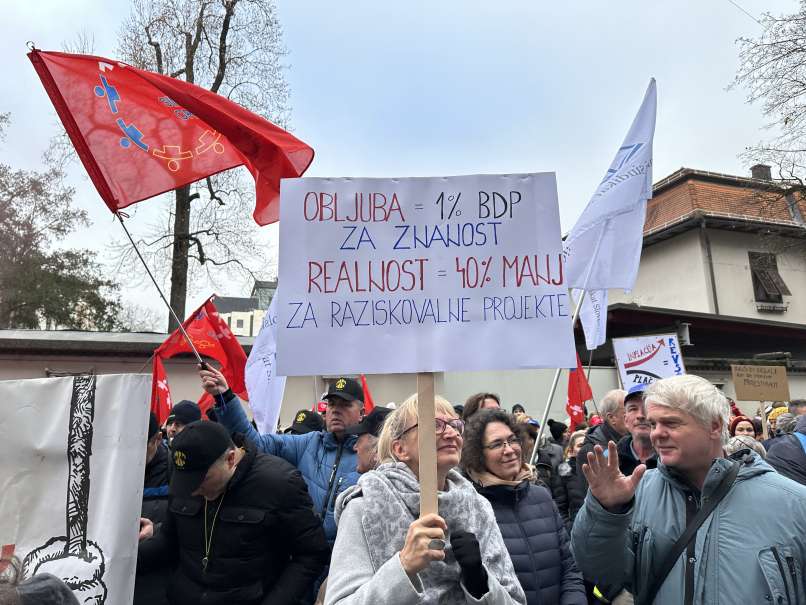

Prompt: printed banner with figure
xmin=613 ymin=333 xmax=686 ymax=387
xmin=0 ymin=373 xmax=150 ymax=604
xmin=277 ymin=173 xmax=577 ymax=375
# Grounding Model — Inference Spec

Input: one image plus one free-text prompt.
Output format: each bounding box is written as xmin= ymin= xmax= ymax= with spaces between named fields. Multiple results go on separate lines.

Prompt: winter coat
xmin=215 ymin=391 xmax=358 ymax=542
xmin=137 ymin=438 xmax=330 ymax=605
xmin=556 ymin=458 xmax=586 ymax=528
xmin=571 ymin=452 xmax=806 ymax=605
xmin=135 ymin=441 xmax=173 ymax=605
xmin=533 ymin=444 xmax=567 ymax=517
xmin=326 ymin=462 xmax=526 ymax=605
xmin=766 ymin=417 xmax=806 ymax=486
xmin=474 ymin=479 xmax=586 ymax=605
xmin=615 ymin=435 xmax=658 ymax=478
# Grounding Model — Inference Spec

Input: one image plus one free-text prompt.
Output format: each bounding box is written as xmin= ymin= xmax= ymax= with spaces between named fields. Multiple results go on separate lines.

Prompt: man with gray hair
xmin=571 ymin=374 xmax=806 ymax=605
xmin=575 ymin=389 xmax=627 ymax=490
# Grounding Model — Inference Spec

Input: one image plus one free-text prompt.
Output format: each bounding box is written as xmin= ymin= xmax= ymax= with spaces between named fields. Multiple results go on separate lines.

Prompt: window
xmin=748 ymin=252 xmax=791 ymax=304
xmin=236 ymin=319 xmax=244 ymax=328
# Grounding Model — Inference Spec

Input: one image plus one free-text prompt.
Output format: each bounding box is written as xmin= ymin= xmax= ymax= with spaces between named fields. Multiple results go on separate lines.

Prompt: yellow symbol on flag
xmin=174 ymin=451 xmax=187 ymax=469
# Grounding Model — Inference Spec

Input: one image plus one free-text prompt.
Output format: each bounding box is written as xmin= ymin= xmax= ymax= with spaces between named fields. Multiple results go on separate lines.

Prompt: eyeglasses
xmin=396 ymin=417 xmax=465 ymax=439
xmin=483 ymin=435 xmax=522 ymax=451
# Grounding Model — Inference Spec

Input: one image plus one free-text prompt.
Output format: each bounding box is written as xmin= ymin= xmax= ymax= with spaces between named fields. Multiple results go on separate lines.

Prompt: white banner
xmin=246 ymin=292 xmax=286 ymax=434
xmin=613 ymin=333 xmax=686 ymax=388
xmin=0 ymin=374 xmax=150 ymax=605
xmin=564 ymin=79 xmax=657 ymax=291
xmin=277 ymin=173 xmax=577 ymax=375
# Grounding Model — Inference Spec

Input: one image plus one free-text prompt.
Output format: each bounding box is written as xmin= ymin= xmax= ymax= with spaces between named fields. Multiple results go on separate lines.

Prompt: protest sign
xmin=277 ymin=173 xmax=577 ymax=376
xmin=731 ymin=364 xmax=790 ymax=401
xmin=613 ymin=333 xmax=686 ymax=387
xmin=0 ymin=374 xmax=150 ymax=604
xmin=246 ymin=292 xmax=287 ymax=434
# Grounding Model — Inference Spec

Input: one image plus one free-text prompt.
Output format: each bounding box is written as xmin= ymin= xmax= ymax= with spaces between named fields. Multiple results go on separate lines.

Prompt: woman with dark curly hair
xmin=461 ymin=409 xmax=586 ymax=605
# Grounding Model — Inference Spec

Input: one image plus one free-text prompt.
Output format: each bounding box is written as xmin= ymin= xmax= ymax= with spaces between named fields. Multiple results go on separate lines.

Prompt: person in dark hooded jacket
xmin=766 ymin=413 xmax=806 ymax=486
xmin=462 ymin=409 xmax=586 ymax=605
xmin=135 ymin=413 xmax=173 ymax=605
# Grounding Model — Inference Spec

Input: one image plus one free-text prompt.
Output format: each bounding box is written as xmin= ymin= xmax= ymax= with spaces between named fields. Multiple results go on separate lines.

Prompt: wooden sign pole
xmin=417 ymin=372 xmax=438 ymax=517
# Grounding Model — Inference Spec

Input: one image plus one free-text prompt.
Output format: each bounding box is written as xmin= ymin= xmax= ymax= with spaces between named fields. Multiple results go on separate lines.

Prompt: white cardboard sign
xmin=613 ymin=333 xmax=686 ymax=387
xmin=277 ymin=174 xmax=577 ymax=375
xmin=0 ymin=374 xmax=150 ymax=605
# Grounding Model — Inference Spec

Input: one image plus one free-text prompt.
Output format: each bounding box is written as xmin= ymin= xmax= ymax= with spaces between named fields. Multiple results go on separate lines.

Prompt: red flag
xmin=567 ymin=353 xmax=592 ymax=431
xmin=360 ymin=374 xmax=375 ymax=413
xmin=28 ymin=50 xmax=313 ymax=225
xmin=151 ymin=296 xmax=248 ymax=421
xmin=151 ymin=356 xmax=173 ymax=422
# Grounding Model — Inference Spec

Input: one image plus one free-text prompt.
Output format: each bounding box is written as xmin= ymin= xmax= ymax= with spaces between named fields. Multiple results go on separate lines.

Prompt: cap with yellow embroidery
xmin=283 ymin=409 xmax=325 ymax=434
xmin=323 ymin=377 xmax=363 ymax=404
xmin=169 ymin=420 xmax=233 ymax=498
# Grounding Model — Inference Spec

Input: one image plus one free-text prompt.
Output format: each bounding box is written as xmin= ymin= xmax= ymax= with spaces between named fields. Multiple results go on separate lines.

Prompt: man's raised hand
xmin=581 ymin=441 xmax=646 ymax=511
xmin=199 ymin=364 xmax=229 ymax=396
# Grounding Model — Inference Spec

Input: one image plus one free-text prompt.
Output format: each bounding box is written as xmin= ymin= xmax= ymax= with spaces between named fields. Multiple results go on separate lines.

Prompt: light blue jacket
xmin=571 ymin=453 xmax=806 ymax=604
xmin=214 ymin=393 xmax=358 ymax=542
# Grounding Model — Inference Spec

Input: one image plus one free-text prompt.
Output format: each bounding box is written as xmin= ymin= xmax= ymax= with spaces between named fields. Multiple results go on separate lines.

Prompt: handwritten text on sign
xmin=277 ymin=174 xmax=577 ymax=375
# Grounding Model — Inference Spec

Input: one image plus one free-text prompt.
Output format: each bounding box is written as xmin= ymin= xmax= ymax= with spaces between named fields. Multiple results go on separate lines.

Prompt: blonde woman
xmin=326 ymin=394 xmax=525 ymax=605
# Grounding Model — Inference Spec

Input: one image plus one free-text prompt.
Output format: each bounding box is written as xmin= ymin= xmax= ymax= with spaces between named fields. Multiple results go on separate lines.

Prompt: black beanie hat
xmin=548 ymin=419 xmax=567 ymax=442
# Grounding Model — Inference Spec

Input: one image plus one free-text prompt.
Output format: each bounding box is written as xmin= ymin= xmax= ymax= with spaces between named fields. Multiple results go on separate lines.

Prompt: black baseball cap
xmin=324 ymin=377 xmax=363 ymax=403
xmin=344 ymin=407 xmax=392 ymax=437
xmin=169 ymin=421 xmax=233 ymax=497
xmin=167 ymin=400 xmax=202 ymax=425
xmin=284 ymin=410 xmax=325 ymax=434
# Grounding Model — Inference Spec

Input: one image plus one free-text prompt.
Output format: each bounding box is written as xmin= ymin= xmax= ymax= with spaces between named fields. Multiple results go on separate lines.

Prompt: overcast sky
xmin=0 ymin=0 xmax=797 ymax=328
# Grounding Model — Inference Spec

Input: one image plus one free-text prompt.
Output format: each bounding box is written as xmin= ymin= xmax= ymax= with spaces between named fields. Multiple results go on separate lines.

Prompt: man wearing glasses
xmin=198 ymin=365 xmax=361 ymax=544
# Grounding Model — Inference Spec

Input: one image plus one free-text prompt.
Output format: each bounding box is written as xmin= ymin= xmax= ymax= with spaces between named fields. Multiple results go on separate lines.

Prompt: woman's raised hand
xmin=399 ymin=513 xmax=448 ymax=578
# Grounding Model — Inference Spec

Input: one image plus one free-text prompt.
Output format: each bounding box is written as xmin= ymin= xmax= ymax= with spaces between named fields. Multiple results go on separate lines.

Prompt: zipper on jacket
xmin=772 ymin=547 xmax=791 ymax=604
xmin=321 ymin=443 xmax=344 ymax=517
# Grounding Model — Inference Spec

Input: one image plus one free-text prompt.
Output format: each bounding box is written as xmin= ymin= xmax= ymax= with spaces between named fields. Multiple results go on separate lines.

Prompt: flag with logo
xmin=563 ymin=78 xmax=656 ymax=292
xmin=567 ymin=353 xmax=592 ymax=431
xmin=245 ymin=293 xmax=286 ymax=434
xmin=575 ymin=288 xmax=608 ymax=351
xmin=151 ymin=296 xmax=248 ymax=422
xmin=28 ymin=49 xmax=314 ymax=225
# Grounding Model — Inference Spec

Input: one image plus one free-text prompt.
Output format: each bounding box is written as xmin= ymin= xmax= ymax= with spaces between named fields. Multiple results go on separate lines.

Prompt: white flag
xmin=564 ymin=79 xmax=657 ymax=291
xmin=245 ymin=292 xmax=286 ymax=434
xmin=575 ymin=288 xmax=608 ymax=350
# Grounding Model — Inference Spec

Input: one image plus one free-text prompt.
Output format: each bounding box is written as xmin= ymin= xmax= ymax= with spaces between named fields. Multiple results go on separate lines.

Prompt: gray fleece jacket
xmin=325 ymin=462 xmax=526 ymax=605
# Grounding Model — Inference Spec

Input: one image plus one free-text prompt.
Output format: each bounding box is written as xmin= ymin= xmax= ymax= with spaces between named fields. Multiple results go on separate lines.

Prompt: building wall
xmin=707 ymin=230 xmax=806 ymax=324
xmin=220 ymin=310 xmax=266 ymax=337
xmin=609 ymin=229 xmax=711 ymax=312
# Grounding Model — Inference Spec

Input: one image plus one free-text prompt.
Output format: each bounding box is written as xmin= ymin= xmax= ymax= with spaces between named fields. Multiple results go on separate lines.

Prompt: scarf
xmin=467 ymin=463 xmax=534 ymax=488
xmin=335 ymin=462 xmax=524 ymax=604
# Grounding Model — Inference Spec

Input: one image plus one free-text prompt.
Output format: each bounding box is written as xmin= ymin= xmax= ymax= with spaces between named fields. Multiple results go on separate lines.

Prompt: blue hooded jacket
xmin=214 ymin=392 xmax=357 ymax=542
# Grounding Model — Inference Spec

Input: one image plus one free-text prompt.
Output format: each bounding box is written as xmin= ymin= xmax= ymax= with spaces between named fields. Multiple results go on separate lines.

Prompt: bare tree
xmin=732 ymin=5 xmax=806 ymax=257
xmin=116 ymin=0 xmax=289 ymax=330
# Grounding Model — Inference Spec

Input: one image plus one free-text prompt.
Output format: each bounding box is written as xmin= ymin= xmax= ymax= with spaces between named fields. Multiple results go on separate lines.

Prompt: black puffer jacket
xmin=475 ymin=480 xmax=586 ymax=605
xmin=766 ymin=420 xmax=806 ymax=486
xmin=138 ymin=438 xmax=330 ymax=605
xmin=136 ymin=441 xmax=173 ymax=605
xmin=556 ymin=457 xmax=586 ymax=529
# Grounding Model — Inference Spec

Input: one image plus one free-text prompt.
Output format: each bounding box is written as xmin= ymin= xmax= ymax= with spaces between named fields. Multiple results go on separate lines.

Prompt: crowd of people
xmin=5 ymin=371 xmax=806 ymax=604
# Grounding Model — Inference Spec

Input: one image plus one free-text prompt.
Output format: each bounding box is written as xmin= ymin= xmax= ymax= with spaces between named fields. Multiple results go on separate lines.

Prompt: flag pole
xmin=115 ymin=213 xmax=207 ymax=367
xmin=529 ymin=221 xmax=608 ymax=466
xmin=585 ymin=344 xmax=601 ymax=416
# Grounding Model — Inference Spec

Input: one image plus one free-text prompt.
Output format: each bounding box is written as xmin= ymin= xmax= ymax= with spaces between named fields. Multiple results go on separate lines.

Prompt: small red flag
xmin=151 ymin=296 xmax=248 ymax=421
xmin=567 ymin=353 xmax=592 ymax=431
xmin=28 ymin=50 xmax=314 ymax=225
xmin=360 ymin=374 xmax=375 ymax=413
xmin=151 ymin=356 xmax=173 ymax=422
